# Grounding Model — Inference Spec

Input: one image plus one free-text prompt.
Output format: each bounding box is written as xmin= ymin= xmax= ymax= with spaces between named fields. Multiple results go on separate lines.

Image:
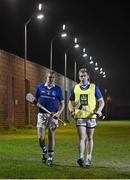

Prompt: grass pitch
xmin=0 ymin=120 xmax=130 ymax=179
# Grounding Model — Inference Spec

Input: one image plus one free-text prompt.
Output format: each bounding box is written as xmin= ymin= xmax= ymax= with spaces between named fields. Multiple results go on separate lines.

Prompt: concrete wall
xmin=0 ymin=50 xmax=75 ymax=129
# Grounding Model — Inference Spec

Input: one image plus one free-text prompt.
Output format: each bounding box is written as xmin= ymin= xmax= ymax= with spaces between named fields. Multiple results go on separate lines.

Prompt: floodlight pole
xmin=24 ymin=18 xmax=32 ymax=79
xmin=24 ymin=3 xmax=44 ymax=125
xmin=50 ymin=40 xmax=53 ymax=70
xmin=50 ymin=24 xmax=67 ymax=70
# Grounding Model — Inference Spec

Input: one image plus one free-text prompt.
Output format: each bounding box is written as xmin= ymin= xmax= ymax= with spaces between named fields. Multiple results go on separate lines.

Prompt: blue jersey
xmin=35 ymin=83 xmax=64 ymax=113
xmin=69 ymin=83 xmax=103 ymax=101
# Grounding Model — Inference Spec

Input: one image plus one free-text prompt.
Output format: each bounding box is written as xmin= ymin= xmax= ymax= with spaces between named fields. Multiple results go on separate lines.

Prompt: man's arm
xmin=96 ymin=97 xmax=105 ymax=116
xmin=68 ymin=100 xmax=74 ymax=112
xmin=53 ymin=100 xmax=65 ymax=118
xmin=68 ymin=100 xmax=75 ymax=117
xmin=58 ymin=100 xmax=65 ymax=115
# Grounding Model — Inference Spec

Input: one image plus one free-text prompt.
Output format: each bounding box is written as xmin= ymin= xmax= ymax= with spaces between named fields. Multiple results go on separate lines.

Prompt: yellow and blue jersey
xmin=69 ymin=83 xmax=103 ymax=118
xmin=35 ymin=83 xmax=64 ymax=113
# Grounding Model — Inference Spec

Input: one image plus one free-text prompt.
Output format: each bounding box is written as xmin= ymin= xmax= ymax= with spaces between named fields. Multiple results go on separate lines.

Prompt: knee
xmin=38 ymin=137 xmax=45 ymax=146
xmin=79 ymin=135 xmax=86 ymax=142
xmin=88 ymin=136 xmax=93 ymax=142
xmin=38 ymin=136 xmax=40 ymax=141
xmin=38 ymin=136 xmax=45 ymax=144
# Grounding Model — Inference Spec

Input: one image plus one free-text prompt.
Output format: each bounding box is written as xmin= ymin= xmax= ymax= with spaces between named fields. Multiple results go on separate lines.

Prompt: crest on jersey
xmin=80 ymin=94 xmax=88 ymax=105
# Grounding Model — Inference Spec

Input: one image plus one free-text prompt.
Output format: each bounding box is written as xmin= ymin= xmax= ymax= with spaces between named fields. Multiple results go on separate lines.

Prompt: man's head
xmin=78 ymin=68 xmax=89 ymax=84
xmin=46 ymin=71 xmax=55 ymax=85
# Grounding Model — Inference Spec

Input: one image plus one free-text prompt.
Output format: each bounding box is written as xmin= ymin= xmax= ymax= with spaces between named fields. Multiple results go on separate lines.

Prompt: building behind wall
xmin=0 ymin=50 xmax=75 ymax=129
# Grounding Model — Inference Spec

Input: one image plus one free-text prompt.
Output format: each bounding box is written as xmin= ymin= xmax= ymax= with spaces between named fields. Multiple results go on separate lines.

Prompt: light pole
xmin=74 ymin=48 xmax=87 ymax=82
xmin=24 ymin=18 xmax=32 ymax=61
xmin=64 ymin=37 xmax=79 ymax=85
xmin=24 ymin=3 xmax=44 ymax=125
xmin=50 ymin=24 xmax=67 ymax=70
xmin=24 ymin=3 xmax=44 ymax=79
xmin=64 ymin=38 xmax=79 ymax=120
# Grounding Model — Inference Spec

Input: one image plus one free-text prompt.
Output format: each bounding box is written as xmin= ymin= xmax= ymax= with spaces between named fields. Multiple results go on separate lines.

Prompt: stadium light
xmin=50 ymin=24 xmax=67 ymax=70
xmin=38 ymin=3 xmax=42 ymax=11
xmin=99 ymin=68 xmax=103 ymax=74
xmin=24 ymin=3 xmax=44 ymax=62
xmin=94 ymin=61 xmax=99 ymax=71
xmin=64 ymin=37 xmax=79 ymax=81
xmin=37 ymin=14 xmax=44 ymax=19
xmin=103 ymin=72 xmax=106 ymax=78
xmin=89 ymin=56 xmax=94 ymax=64
xmin=74 ymin=48 xmax=88 ymax=82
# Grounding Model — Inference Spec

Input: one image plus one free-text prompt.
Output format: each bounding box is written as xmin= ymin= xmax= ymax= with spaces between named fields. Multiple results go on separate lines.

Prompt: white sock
xmin=87 ymin=154 xmax=92 ymax=160
xmin=79 ymin=153 xmax=84 ymax=160
xmin=48 ymin=156 xmax=53 ymax=160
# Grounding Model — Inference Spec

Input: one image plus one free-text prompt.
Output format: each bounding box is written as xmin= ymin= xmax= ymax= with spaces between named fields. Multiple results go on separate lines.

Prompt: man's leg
xmin=47 ymin=128 xmax=55 ymax=166
xmin=37 ymin=127 xmax=47 ymax=163
xmin=77 ymin=126 xmax=86 ymax=167
xmin=85 ymin=128 xmax=94 ymax=166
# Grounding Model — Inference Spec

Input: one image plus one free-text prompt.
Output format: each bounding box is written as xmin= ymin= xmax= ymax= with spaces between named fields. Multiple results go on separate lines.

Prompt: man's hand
xmin=33 ymin=99 xmax=37 ymax=105
xmin=96 ymin=110 xmax=102 ymax=117
xmin=52 ymin=111 xmax=60 ymax=119
xmin=70 ymin=111 xmax=75 ymax=118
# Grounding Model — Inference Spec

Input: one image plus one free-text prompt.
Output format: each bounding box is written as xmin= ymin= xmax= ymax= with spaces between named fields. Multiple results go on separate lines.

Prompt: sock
xmin=39 ymin=139 xmax=47 ymax=154
xmin=41 ymin=144 xmax=47 ymax=154
xmin=87 ymin=154 xmax=92 ymax=160
xmin=79 ymin=153 xmax=84 ymax=160
xmin=48 ymin=150 xmax=54 ymax=160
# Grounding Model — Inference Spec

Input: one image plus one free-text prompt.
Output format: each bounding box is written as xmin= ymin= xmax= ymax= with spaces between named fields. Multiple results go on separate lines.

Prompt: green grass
xmin=0 ymin=120 xmax=130 ymax=179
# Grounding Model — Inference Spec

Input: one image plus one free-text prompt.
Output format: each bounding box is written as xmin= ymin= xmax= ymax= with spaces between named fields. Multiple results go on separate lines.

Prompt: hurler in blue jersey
xmin=35 ymin=71 xmax=64 ymax=166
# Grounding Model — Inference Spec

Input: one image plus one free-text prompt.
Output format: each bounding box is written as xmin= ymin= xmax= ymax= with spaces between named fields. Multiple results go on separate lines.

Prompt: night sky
xmin=0 ymin=0 xmax=130 ymax=106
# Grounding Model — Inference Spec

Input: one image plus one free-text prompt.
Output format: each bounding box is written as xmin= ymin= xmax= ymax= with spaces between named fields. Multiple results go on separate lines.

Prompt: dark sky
xmin=0 ymin=0 xmax=130 ymax=105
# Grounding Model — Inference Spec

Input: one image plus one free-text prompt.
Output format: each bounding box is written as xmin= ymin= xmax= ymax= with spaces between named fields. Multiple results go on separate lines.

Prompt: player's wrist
xmin=57 ymin=110 xmax=61 ymax=116
xmin=70 ymin=110 xmax=75 ymax=116
xmin=33 ymin=99 xmax=37 ymax=105
xmin=70 ymin=110 xmax=74 ymax=114
xmin=96 ymin=110 xmax=102 ymax=117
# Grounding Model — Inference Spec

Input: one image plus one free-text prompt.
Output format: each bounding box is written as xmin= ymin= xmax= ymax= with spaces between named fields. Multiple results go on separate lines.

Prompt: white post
xmin=50 ymin=40 xmax=53 ymax=70
xmin=64 ymin=52 xmax=67 ymax=91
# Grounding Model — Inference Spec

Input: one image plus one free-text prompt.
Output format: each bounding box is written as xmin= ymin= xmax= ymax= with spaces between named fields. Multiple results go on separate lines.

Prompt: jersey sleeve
xmin=69 ymin=87 xmax=75 ymax=101
xmin=57 ymin=87 xmax=64 ymax=101
xmin=95 ymin=85 xmax=103 ymax=99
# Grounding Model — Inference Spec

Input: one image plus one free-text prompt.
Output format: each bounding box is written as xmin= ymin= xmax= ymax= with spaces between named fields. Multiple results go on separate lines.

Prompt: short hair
xmin=78 ymin=68 xmax=88 ymax=75
xmin=46 ymin=71 xmax=55 ymax=79
xmin=48 ymin=70 xmax=55 ymax=75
